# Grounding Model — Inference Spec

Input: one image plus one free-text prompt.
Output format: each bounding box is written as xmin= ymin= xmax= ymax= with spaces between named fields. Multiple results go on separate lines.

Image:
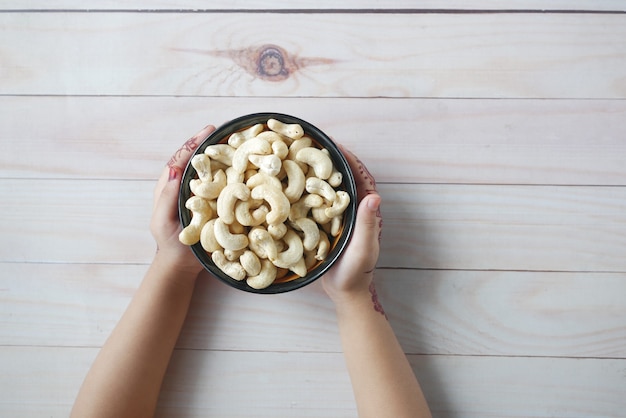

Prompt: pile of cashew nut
xmin=179 ymin=118 xmax=351 ymax=290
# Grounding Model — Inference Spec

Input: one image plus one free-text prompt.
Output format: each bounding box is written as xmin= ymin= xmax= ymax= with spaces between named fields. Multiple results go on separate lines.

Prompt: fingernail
xmin=367 ymin=195 xmax=381 ymax=211
xmin=168 ymin=166 xmax=180 ymax=182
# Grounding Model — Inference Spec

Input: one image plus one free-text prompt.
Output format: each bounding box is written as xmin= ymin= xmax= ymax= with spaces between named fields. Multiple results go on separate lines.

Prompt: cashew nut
xmin=246 ymin=259 xmax=278 ymax=290
xmin=191 ymin=154 xmax=212 ymax=182
xmin=179 ymin=196 xmax=212 ymax=245
xmin=289 ymin=257 xmax=307 ymax=277
xmin=224 ymin=248 xmax=245 ymax=262
xmin=200 ymin=219 xmax=221 ymax=253
xmin=272 ymin=230 xmax=304 ymax=269
xmin=214 ymin=218 xmax=249 ymax=251
xmin=228 ymin=123 xmax=264 ymax=148
xmin=267 ymin=118 xmax=304 ymax=140
xmin=316 ymin=231 xmax=330 ymax=261
xmin=246 ymin=171 xmax=282 ymax=190
xmin=272 ymin=140 xmax=289 ymax=160
xmin=190 ymin=169 xmax=226 ymax=200
xmin=331 ymin=216 xmax=342 ymax=237
xmin=294 ymin=217 xmax=321 ymax=251
xmin=225 ymin=166 xmax=244 ymax=184
xmin=248 ymin=153 xmax=282 ymax=177
xmin=204 ymin=144 xmax=236 ymax=166
xmin=268 ymin=222 xmax=287 ymax=240
xmin=240 ymin=250 xmax=262 ymax=276
xmin=328 ymin=169 xmax=343 ymax=187
xmin=231 ymin=137 xmax=271 ymax=173
xmin=217 ymin=183 xmax=250 ymax=224
xmin=235 ymin=200 xmax=268 ymax=227
xmin=288 ymin=136 xmax=312 ymax=169
xmin=296 ymin=147 xmax=333 ymax=180
xmin=248 ymin=227 xmax=278 ymax=261
xmin=325 ymin=190 xmax=350 ymax=218
xmin=212 ymin=250 xmax=246 ymax=281
xmin=289 ymin=193 xmax=324 ymax=222
xmin=305 ymin=177 xmax=336 ymax=202
xmin=282 ymin=160 xmax=306 ymax=203
xmin=251 ymin=184 xmax=290 ymax=225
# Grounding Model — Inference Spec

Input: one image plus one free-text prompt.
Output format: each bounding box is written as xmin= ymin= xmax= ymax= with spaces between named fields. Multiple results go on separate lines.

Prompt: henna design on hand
xmin=167 ymin=134 xmax=201 ymax=181
xmin=369 ymin=281 xmax=387 ymax=319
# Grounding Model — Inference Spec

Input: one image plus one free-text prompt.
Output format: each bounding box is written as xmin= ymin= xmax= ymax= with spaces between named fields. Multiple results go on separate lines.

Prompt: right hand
xmin=321 ymin=147 xmax=382 ymax=304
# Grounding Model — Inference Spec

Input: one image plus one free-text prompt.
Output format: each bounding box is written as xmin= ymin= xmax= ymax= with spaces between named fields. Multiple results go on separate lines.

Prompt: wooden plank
xmin=380 ymin=184 xmax=626 ymax=271
xmin=2 ymin=180 xmax=625 ymax=271
xmin=0 ymin=346 xmax=623 ymax=417
xmin=1 ymin=13 xmax=625 ymax=98
xmin=1 ymin=0 xmax=624 ymax=11
xmin=2 ymin=97 xmax=625 ymax=185
xmin=2 ymin=263 xmax=625 ymax=358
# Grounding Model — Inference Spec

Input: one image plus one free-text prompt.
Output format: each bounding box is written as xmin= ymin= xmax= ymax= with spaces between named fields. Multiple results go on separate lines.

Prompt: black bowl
xmin=179 ymin=113 xmax=357 ymax=294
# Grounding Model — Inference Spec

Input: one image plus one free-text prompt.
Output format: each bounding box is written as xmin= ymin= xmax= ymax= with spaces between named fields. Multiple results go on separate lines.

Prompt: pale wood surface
xmin=1 ymin=4 xmax=625 ymax=418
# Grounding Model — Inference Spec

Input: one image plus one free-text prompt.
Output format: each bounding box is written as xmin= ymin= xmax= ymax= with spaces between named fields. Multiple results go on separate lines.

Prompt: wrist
xmin=151 ymin=251 xmax=202 ymax=284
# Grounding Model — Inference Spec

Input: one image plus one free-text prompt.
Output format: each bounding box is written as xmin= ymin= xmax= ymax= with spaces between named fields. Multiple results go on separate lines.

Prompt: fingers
xmin=166 ymin=124 xmax=216 ymax=182
xmin=339 ymin=145 xmax=377 ymax=202
xmin=154 ymin=125 xmax=216 ymax=211
xmin=346 ymin=193 xmax=382 ymax=274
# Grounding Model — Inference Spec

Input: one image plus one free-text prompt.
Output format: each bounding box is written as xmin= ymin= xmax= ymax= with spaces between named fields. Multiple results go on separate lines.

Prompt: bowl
xmin=179 ymin=112 xmax=357 ymax=294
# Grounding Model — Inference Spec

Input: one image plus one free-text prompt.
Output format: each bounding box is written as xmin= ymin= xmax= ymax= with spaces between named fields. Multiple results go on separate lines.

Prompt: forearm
xmin=71 ymin=254 xmax=198 ymax=418
xmin=335 ymin=286 xmax=431 ymax=418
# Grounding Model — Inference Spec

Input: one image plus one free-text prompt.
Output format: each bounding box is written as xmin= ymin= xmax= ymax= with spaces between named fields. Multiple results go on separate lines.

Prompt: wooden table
xmin=1 ymin=2 xmax=625 ymax=417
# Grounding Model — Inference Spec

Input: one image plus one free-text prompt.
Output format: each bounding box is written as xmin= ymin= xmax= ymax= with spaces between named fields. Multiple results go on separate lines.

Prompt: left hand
xmin=150 ymin=124 xmax=216 ymax=277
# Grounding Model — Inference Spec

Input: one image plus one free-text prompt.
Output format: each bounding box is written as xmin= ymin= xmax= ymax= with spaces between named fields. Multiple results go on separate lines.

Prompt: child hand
xmin=150 ymin=125 xmax=216 ymax=277
xmin=322 ymin=147 xmax=382 ymax=304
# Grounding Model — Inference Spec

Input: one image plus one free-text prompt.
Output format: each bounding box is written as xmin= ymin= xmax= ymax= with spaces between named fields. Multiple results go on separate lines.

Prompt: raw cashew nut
xmin=282 ymin=160 xmax=306 ymax=203
xmin=191 ymin=154 xmax=212 ymax=182
xmin=251 ymin=184 xmax=290 ymax=225
xmin=200 ymin=219 xmax=221 ymax=253
xmin=225 ymin=167 xmax=244 ymax=184
xmin=190 ymin=169 xmax=226 ymax=200
xmin=212 ymin=250 xmax=246 ymax=281
xmin=305 ymin=177 xmax=336 ymax=202
xmin=289 ymin=194 xmax=324 ymax=221
xmin=273 ymin=230 xmax=304 ymax=269
xmin=289 ymin=257 xmax=307 ymax=277
xmin=268 ymin=222 xmax=287 ymax=240
xmin=325 ymin=190 xmax=350 ymax=218
xmin=217 ymin=183 xmax=250 ymax=224
xmin=316 ymin=231 xmax=330 ymax=261
xmin=248 ymin=154 xmax=282 ymax=177
xmin=255 ymin=130 xmax=284 ymax=144
xmin=235 ymin=200 xmax=269 ymax=227
xmin=294 ymin=217 xmax=321 ymax=251
xmin=311 ymin=206 xmax=332 ymax=224
xmin=248 ymin=227 xmax=278 ymax=261
xmin=228 ymin=123 xmax=264 ymax=148
xmin=204 ymin=144 xmax=235 ymax=166
xmin=272 ymin=140 xmax=289 ymax=159
xmin=224 ymin=248 xmax=245 ymax=262
xmin=214 ymin=218 xmax=249 ymax=251
xmin=288 ymin=137 xmax=312 ymax=162
xmin=331 ymin=216 xmax=342 ymax=237
xmin=179 ymin=196 xmax=213 ymax=245
xmin=246 ymin=259 xmax=278 ymax=290
xmin=231 ymin=137 xmax=271 ymax=173
xmin=267 ymin=118 xmax=304 ymax=140
xmin=246 ymin=171 xmax=282 ymax=190
xmin=240 ymin=250 xmax=262 ymax=276
xmin=328 ymin=169 xmax=343 ymax=187
xmin=296 ymin=147 xmax=333 ymax=180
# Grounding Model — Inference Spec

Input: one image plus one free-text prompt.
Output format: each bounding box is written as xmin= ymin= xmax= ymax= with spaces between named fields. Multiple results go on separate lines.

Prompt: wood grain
xmin=2 ymin=263 xmax=625 ymax=358
xmin=0 ymin=0 xmax=624 ymax=11
xmin=2 ymin=96 xmax=625 ymax=185
xmin=1 ymin=346 xmax=623 ymax=418
xmin=2 ymin=180 xmax=624 ymax=271
xmin=1 ymin=13 xmax=625 ymax=98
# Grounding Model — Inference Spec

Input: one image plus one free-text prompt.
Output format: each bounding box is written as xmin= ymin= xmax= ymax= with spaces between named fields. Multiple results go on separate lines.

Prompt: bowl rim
xmin=178 ymin=112 xmax=357 ymax=294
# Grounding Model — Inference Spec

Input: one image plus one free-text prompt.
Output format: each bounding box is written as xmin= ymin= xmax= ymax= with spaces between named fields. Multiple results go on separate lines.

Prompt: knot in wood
xmin=257 ymin=46 xmax=289 ymax=79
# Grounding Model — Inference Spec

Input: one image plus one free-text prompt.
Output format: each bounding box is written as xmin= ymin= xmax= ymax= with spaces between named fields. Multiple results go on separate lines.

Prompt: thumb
xmin=347 ymin=193 xmax=382 ymax=257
